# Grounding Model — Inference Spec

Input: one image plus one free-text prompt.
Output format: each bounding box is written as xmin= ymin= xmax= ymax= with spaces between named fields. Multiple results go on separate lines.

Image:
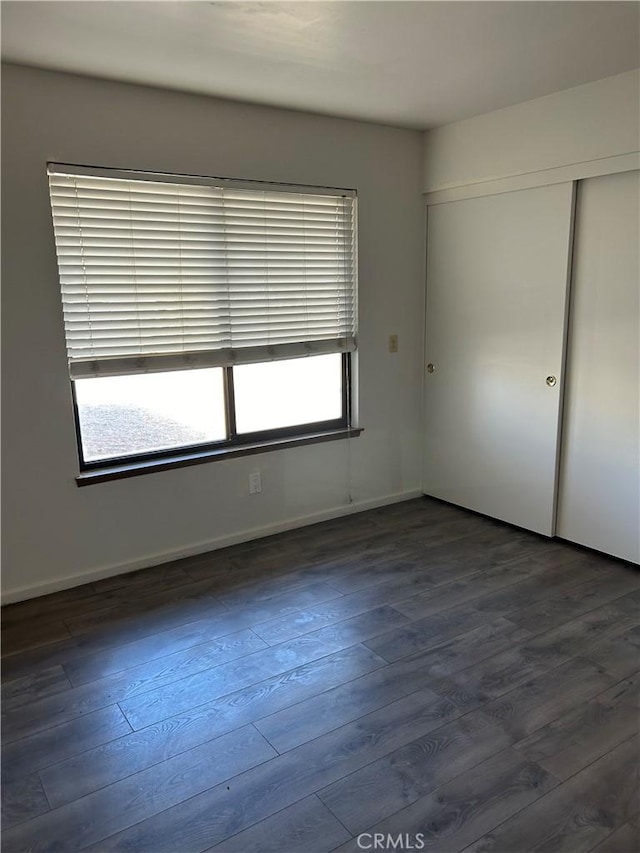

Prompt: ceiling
xmin=2 ymin=1 xmax=639 ymax=130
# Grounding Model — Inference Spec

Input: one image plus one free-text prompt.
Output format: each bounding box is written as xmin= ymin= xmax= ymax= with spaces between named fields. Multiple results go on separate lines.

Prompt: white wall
xmin=423 ymin=69 xmax=640 ymax=194
xmin=1 ymin=64 xmax=425 ymax=602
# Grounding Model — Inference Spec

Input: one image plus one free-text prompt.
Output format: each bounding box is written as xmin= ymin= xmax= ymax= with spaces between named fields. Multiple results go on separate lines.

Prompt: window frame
xmin=72 ymin=353 xmax=353 ymax=472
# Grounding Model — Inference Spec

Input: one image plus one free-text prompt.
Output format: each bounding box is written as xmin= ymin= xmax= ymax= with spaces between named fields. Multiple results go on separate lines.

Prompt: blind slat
xmin=49 ymin=168 xmax=357 ymax=376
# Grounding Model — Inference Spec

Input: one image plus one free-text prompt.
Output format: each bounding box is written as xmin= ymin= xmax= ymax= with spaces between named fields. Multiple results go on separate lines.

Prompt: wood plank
xmin=38 ymin=644 xmax=385 ymax=807
xmin=407 ymin=535 xmax=578 ymax=585
xmin=300 ymin=514 xmax=540 ymax=600
xmin=204 ymin=795 xmax=351 ymax=853
xmin=3 ymin=725 xmax=276 ymax=853
xmin=506 ymin=571 xmax=640 ymax=634
xmin=331 ymin=749 xmax=558 ymax=853
xmin=62 ymin=611 xmax=265 ymax=686
xmin=213 ymin=574 xmax=343 ymax=613
xmin=589 ymin=817 xmax=640 ymax=853
xmin=63 ymin=582 xmax=344 ymax=686
xmin=312 ymin=554 xmax=433 ymax=596
xmin=317 ymin=709 xmax=515 ymax=833
xmin=62 ymin=576 xmax=342 ymax=638
xmin=364 ymin=604 xmax=491 ymax=663
xmin=514 ymin=673 xmax=639 ymax=780
xmin=1 ymin=637 xmax=81 ymax=685
xmin=473 ymin=657 xmax=616 ymax=743
xmin=584 ymin=625 xmax=640 ymax=680
xmin=1 ymin=664 xmax=71 ymax=710
xmin=79 ymin=689 xmax=459 ymax=853
xmin=1 ymin=618 xmax=71 ymax=656
xmin=2 ymin=566 xmax=198 ymax=628
xmin=410 ymin=531 xmax=550 ymax=573
xmin=215 ymin=572 xmax=344 ymax=609
xmin=467 ymin=560 xmax=607 ymax=620
xmin=1 ymin=773 xmax=50 ymax=830
xmin=120 ymin=614 xmax=410 ymax=731
xmin=386 ymin=618 xmax=532 ymax=681
xmin=465 ymin=736 xmax=639 ymax=853
xmin=390 ymin=556 xmax=546 ymax=622
xmin=429 ymin=595 xmax=639 ymax=706
xmin=62 ymin=581 xmax=231 ymax=636
xmin=255 ymin=658 xmax=433 ymax=754
xmin=1 ymin=581 xmax=99 ymax=626
xmin=281 ymin=604 xmax=410 ymax=651
xmin=256 ymin=617 xmax=532 ymax=755
xmin=350 ymin=554 xmax=469 ymax=598
xmin=2 ymin=704 xmax=132 ymax=784
xmin=1 ymin=594 xmax=231 ymax=680
xmin=2 ymin=591 xmax=239 ymax=683
xmin=251 ymin=571 xmax=435 ymax=646
xmin=200 ymin=506 xmax=445 ymax=588
xmin=91 ymin=563 xmax=211 ymax=595
xmin=2 ymin=628 xmax=265 ymax=742
xmin=281 ymin=547 xmax=424 ymax=594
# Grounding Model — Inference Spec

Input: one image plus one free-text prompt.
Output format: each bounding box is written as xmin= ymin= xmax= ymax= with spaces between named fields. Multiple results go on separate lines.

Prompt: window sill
xmin=75 ymin=427 xmax=363 ymax=486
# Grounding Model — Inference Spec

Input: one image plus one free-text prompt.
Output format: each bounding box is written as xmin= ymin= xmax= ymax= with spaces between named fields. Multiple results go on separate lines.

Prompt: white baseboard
xmin=1 ymin=489 xmax=423 ymax=604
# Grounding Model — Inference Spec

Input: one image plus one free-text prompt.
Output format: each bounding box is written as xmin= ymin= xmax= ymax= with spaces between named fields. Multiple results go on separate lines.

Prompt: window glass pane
xmin=75 ymin=369 xmax=226 ymax=462
xmin=234 ymin=354 xmax=343 ymax=434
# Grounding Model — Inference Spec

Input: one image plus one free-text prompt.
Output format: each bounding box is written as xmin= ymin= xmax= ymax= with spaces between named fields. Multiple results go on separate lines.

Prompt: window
xmin=74 ymin=368 xmax=227 ymax=462
xmin=48 ymin=165 xmax=357 ymax=471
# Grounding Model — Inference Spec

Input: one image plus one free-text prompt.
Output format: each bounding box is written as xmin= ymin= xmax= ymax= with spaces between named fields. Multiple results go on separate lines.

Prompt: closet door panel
xmin=423 ymin=183 xmax=574 ymax=535
xmin=557 ymin=170 xmax=640 ymax=563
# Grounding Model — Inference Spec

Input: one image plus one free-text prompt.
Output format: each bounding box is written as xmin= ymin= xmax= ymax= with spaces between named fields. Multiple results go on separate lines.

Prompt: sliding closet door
xmin=423 ymin=183 xmax=574 ymax=535
xmin=557 ymin=170 xmax=640 ymax=563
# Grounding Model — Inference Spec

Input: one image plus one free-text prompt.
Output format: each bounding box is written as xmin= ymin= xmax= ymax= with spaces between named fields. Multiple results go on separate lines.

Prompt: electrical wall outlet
xmin=389 ymin=334 xmax=399 ymax=353
xmin=249 ymin=471 xmax=262 ymax=494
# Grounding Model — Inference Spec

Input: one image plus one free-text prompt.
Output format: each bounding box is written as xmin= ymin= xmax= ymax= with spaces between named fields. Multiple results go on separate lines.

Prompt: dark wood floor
xmin=2 ymin=497 xmax=639 ymax=853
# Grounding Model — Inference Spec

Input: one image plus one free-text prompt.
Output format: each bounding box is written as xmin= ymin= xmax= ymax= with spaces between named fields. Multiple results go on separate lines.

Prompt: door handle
xmin=426 ymin=363 xmax=436 ymax=374
xmin=546 ymin=375 xmax=557 ymax=387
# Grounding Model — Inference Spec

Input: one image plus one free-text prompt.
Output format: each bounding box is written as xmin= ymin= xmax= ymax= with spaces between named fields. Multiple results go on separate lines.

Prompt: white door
xmin=557 ymin=170 xmax=640 ymax=563
xmin=423 ymin=183 xmax=575 ymax=535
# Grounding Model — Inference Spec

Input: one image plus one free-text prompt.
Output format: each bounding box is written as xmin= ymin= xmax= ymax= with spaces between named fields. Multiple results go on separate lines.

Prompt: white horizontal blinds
xmin=48 ymin=167 xmax=357 ymax=378
xmin=222 ymin=186 xmax=355 ymax=360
